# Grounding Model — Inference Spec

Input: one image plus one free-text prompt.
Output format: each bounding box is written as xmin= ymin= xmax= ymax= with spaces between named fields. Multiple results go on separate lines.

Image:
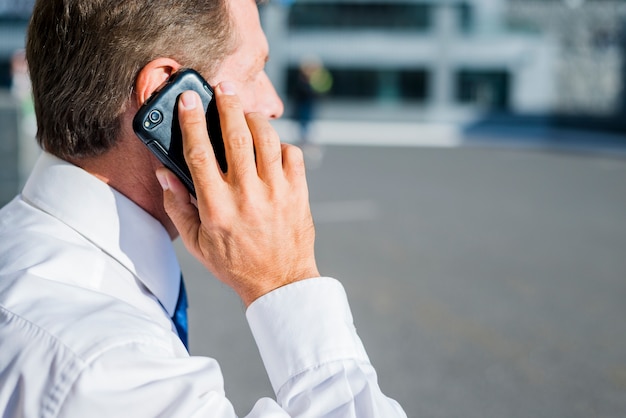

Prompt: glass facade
xmin=288 ymin=2 xmax=431 ymax=31
xmin=456 ymin=69 xmax=510 ymax=110
xmin=288 ymin=2 xmax=473 ymax=33
xmin=287 ymin=67 xmax=429 ymax=102
xmin=288 ymin=66 xmax=512 ymax=110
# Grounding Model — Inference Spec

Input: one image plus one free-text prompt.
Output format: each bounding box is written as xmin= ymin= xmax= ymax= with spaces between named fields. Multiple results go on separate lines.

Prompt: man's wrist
xmin=239 ymin=266 xmax=321 ymax=307
xmin=246 ymin=277 xmax=370 ymax=392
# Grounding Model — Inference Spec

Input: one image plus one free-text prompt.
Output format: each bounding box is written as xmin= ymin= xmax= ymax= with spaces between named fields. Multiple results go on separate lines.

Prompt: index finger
xmin=178 ymin=90 xmax=224 ymax=201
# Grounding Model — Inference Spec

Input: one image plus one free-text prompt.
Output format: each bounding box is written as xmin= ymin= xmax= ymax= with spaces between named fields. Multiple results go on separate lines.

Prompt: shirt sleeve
xmin=56 ymin=278 xmax=405 ymax=418
xmin=245 ymin=277 xmax=407 ymax=418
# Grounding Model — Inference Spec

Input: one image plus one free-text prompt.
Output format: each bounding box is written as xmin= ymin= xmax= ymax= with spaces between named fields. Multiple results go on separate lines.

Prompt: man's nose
xmin=259 ymin=72 xmax=284 ymax=120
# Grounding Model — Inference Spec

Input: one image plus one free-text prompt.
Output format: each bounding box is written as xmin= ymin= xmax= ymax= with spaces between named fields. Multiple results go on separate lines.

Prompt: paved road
xmin=178 ymin=144 xmax=626 ymax=417
xmin=2 ymin=107 xmax=624 ymax=416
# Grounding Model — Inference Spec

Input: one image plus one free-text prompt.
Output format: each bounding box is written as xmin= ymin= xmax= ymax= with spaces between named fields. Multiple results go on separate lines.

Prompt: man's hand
xmin=156 ymin=83 xmax=319 ymax=307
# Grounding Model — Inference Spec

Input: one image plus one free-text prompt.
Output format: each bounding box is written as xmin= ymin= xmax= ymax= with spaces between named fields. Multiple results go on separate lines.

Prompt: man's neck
xmin=69 ymin=133 xmax=178 ymax=240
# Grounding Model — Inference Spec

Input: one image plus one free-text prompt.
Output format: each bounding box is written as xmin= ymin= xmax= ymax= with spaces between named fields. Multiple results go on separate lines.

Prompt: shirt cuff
xmin=246 ymin=277 xmax=370 ymax=393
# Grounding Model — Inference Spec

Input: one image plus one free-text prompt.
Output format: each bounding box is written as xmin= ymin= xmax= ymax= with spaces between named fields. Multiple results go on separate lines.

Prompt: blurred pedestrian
xmin=294 ymin=57 xmax=332 ymax=145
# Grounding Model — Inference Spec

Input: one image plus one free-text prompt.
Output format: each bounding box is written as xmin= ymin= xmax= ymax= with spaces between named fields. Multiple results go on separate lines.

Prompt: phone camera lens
xmin=148 ymin=110 xmax=163 ymax=124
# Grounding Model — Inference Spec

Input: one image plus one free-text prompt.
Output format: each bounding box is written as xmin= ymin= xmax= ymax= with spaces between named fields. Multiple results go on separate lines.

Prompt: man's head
xmin=26 ymin=0 xmax=284 ymax=236
xmin=26 ymin=0 xmax=234 ymax=160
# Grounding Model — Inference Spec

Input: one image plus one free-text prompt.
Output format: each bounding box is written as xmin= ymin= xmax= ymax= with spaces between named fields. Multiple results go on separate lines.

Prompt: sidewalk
xmin=273 ymin=117 xmax=626 ymax=157
xmin=272 ymin=118 xmax=463 ymax=148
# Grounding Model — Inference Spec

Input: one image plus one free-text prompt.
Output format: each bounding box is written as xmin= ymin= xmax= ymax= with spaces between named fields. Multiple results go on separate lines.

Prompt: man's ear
xmin=134 ymin=58 xmax=183 ymax=106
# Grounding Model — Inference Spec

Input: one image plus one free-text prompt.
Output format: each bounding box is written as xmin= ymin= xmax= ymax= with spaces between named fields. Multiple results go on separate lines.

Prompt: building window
xmin=456 ymin=69 xmax=510 ymax=110
xmin=287 ymin=67 xmax=428 ymax=102
xmin=288 ymin=2 xmax=432 ymax=31
xmin=458 ymin=2 xmax=473 ymax=33
xmin=0 ymin=60 xmax=11 ymax=88
xmin=399 ymin=70 xmax=429 ymax=101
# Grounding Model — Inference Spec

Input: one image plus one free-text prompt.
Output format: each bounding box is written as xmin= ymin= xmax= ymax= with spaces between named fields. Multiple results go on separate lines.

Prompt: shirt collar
xmin=21 ymin=152 xmax=181 ymax=316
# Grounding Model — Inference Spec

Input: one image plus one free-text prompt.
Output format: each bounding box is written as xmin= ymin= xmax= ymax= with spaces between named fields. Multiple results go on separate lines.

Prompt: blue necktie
xmin=172 ymin=276 xmax=189 ymax=350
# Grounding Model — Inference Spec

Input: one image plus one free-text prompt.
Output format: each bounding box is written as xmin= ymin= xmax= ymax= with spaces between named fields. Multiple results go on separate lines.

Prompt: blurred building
xmin=262 ymin=0 xmax=557 ymax=122
xmin=0 ymin=0 xmax=623 ymax=119
xmin=507 ymin=0 xmax=626 ymax=116
xmin=263 ymin=0 xmax=626 ymax=123
xmin=0 ymin=0 xmax=31 ymax=88
xmin=0 ymin=0 xmax=36 ymax=206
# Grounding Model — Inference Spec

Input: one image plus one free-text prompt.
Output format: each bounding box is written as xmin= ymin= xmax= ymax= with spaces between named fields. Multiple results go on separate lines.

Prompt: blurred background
xmin=1 ymin=0 xmax=626 ymax=416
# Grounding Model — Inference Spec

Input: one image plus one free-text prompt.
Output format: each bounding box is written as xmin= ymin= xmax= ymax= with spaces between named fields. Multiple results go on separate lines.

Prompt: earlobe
xmin=134 ymin=58 xmax=183 ymax=106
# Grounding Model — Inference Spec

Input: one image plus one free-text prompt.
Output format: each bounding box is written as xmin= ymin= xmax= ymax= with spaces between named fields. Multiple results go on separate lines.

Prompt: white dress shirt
xmin=0 ymin=152 xmax=406 ymax=417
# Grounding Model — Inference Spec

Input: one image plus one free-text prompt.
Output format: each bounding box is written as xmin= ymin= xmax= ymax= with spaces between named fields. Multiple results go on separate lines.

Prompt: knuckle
xmin=225 ymin=130 xmax=252 ymax=149
xmin=185 ymin=142 xmax=212 ymax=167
xmin=284 ymin=145 xmax=306 ymax=176
xmin=255 ymin=125 xmax=277 ymax=147
xmin=265 ymin=150 xmax=283 ymax=167
xmin=283 ymin=143 xmax=304 ymax=162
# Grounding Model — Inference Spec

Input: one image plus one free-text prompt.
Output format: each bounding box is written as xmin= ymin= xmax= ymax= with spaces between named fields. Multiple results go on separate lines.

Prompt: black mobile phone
xmin=133 ymin=69 xmax=226 ymax=197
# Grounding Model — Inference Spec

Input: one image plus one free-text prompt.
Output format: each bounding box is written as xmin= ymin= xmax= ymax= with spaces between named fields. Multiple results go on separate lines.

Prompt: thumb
xmin=156 ymin=168 xmax=201 ymax=245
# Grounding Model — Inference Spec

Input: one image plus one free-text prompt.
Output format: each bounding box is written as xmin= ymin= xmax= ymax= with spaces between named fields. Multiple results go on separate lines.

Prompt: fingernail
xmin=180 ymin=91 xmax=198 ymax=109
xmin=156 ymin=170 xmax=170 ymax=191
xmin=219 ymin=81 xmax=236 ymax=95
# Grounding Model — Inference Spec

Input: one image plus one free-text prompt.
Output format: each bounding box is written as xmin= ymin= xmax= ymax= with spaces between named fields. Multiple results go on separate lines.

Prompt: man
xmin=0 ymin=0 xmax=407 ymax=416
